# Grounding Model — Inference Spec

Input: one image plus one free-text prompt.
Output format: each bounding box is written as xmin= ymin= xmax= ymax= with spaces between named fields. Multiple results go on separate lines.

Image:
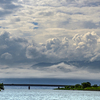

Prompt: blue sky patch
xmin=32 ymin=22 xmax=38 ymax=25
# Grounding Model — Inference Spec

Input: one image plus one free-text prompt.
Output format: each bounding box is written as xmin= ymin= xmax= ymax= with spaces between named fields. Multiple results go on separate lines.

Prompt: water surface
xmin=0 ymin=87 xmax=100 ymax=100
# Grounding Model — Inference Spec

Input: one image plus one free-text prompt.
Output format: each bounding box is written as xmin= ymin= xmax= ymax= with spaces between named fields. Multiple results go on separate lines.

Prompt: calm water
xmin=0 ymin=87 xmax=100 ymax=100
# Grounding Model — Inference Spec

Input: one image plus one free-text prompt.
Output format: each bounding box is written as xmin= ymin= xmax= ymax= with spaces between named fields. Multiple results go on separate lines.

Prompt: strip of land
xmin=0 ymin=83 xmax=4 ymax=91
xmin=55 ymin=82 xmax=100 ymax=91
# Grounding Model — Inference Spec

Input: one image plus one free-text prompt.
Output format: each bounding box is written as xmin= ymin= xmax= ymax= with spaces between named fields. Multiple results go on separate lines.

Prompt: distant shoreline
xmin=54 ymin=88 xmax=100 ymax=91
xmin=54 ymin=82 xmax=100 ymax=91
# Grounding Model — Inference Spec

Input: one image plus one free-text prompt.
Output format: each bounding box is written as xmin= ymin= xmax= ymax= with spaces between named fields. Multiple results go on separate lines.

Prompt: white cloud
xmin=24 ymin=31 xmax=100 ymax=63
xmin=0 ymin=31 xmax=100 ymax=78
xmin=0 ymin=31 xmax=100 ymax=66
xmin=0 ymin=0 xmax=100 ymax=40
xmin=0 ymin=0 xmax=100 ymax=78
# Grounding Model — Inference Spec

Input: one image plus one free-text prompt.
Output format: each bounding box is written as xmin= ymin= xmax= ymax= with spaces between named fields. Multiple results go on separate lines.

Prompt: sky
xmin=0 ymin=0 xmax=100 ymax=80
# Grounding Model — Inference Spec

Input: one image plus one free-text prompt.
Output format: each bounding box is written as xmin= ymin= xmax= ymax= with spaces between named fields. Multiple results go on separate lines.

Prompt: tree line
xmin=56 ymin=82 xmax=100 ymax=91
xmin=0 ymin=83 xmax=4 ymax=91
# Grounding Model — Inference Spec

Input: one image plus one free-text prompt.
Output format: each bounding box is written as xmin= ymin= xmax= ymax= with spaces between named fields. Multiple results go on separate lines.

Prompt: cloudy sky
xmin=0 ymin=0 xmax=100 ymax=80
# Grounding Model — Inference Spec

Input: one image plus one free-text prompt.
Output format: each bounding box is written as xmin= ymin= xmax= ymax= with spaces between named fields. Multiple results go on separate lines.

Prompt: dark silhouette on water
xmin=28 ymin=86 xmax=30 ymax=89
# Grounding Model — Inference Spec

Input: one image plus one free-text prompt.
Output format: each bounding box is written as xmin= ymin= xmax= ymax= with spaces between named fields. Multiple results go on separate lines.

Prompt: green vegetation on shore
xmin=0 ymin=83 xmax=4 ymax=91
xmin=55 ymin=82 xmax=100 ymax=91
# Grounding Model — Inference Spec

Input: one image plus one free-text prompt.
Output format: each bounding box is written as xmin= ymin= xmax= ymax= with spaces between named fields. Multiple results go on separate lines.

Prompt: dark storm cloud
xmin=0 ymin=31 xmax=50 ymax=66
xmin=0 ymin=31 xmax=29 ymax=65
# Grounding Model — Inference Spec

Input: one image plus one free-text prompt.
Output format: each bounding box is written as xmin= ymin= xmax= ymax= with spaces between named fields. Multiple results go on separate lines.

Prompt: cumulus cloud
xmin=0 ymin=0 xmax=100 ymax=78
xmin=0 ymin=30 xmax=100 ymax=78
xmin=24 ymin=31 xmax=99 ymax=62
xmin=29 ymin=31 xmax=100 ymax=72
xmin=72 ymin=32 xmax=99 ymax=61
xmin=25 ymin=31 xmax=100 ymax=69
xmin=0 ymin=31 xmax=100 ymax=69
xmin=72 ymin=32 xmax=98 ymax=49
